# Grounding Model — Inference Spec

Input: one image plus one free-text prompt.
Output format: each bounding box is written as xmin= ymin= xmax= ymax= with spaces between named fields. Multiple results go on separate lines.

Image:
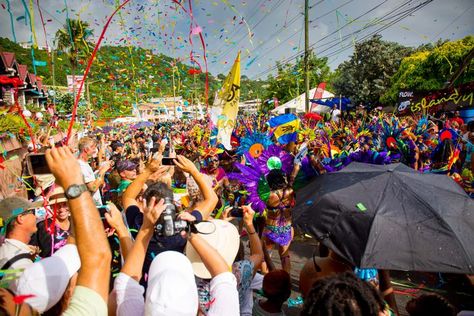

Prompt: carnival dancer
xmin=262 ymin=168 xmax=296 ymax=273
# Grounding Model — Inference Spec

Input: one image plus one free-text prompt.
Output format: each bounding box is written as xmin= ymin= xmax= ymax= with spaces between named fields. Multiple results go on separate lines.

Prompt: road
xmin=243 ymin=232 xmax=474 ymax=315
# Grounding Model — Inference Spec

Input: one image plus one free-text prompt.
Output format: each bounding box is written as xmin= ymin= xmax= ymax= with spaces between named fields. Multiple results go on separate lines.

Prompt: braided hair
xmin=301 ymin=272 xmax=384 ymax=316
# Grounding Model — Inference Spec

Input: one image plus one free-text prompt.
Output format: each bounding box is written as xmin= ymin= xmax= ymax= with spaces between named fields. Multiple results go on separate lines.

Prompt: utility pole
xmin=172 ymin=63 xmax=176 ymax=119
xmin=52 ymin=48 xmax=56 ymax=106
xmin=304 ymin=0 xmax=310 ymax=113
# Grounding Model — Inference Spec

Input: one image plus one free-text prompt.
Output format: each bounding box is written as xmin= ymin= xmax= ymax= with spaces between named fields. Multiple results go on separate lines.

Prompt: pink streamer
xmin=66 ymin=0 xmax=131 ymax=144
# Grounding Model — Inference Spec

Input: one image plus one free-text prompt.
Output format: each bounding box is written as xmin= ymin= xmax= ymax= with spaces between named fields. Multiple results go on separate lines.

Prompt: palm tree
xmin=55 ymin=19 xmax=93 ymax=94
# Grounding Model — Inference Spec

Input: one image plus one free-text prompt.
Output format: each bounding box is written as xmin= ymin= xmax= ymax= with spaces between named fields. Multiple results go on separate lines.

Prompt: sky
xmin=1 ymin=0 xmax=473 ymax=80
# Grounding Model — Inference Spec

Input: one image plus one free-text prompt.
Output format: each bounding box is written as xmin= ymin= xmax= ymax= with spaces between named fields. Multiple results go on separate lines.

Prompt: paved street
xmin=243 ymin=232 xmax=474 ymax=316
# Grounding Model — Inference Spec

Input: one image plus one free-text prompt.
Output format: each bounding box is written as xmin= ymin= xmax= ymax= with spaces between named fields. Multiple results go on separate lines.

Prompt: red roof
xmin=0 ymin=52 xmax=16 ymax=69
xmin=36 ymin=77 xmax=43 ymax=90
xmin=17 ymin=64 xmax=28 ymax=81
xmin=28 ymin=73 xmax=37 ymax=85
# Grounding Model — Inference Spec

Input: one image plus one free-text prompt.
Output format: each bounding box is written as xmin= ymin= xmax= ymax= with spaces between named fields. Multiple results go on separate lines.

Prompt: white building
xmin=238 ymin=99 xmax=261 ymax=115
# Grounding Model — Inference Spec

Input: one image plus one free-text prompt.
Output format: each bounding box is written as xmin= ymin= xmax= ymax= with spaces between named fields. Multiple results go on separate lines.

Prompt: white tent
xmin=271 ymin=88 xmax=335 ymax=114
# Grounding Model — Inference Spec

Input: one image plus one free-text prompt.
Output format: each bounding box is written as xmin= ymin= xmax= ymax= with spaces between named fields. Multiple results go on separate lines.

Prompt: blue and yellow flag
xmin=268 ymin=113 xmax=300 ymax=145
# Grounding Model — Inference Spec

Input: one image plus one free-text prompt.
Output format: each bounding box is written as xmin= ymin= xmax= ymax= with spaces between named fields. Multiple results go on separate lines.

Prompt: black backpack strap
xmin=0 ymin=253 xmax=33 ymax=271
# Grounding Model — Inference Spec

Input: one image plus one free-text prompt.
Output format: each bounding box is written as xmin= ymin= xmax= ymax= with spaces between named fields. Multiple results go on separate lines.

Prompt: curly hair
xmin=301 ymin=272 xmax=384 ymax=316
xmin=406 ymin=294 xmax=455 ymax=316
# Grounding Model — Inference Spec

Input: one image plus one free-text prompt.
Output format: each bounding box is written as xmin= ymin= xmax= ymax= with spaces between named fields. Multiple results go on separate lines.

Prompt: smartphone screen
xmin=28 ymin=154 xmax=51 ymax=175
xmin=161 ymin=157 xmax=175 ymax=165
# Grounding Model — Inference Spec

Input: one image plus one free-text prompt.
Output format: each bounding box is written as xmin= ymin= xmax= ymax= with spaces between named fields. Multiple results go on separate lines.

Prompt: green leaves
xmin=333 ymin=35 xmax=413 ymax=106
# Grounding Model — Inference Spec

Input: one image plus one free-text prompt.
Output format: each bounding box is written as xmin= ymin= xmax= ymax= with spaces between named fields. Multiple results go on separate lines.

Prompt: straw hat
xmin=185 ymin=219 xmax=240 ymax=279
xmin=48 ymin=186 xmax=68 ymax=205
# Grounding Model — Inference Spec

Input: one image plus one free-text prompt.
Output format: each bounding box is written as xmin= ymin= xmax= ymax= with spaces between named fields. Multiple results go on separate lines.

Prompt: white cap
xmin=16 ymin=244 xmax=80 ymax=313
xmin=145 ymin=251 xmax=198 ymax=316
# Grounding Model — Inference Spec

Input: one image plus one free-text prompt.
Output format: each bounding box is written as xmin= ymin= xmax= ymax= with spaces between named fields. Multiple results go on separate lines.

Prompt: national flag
xmin=268 ymin=113 xmax=300 ymax=145
xmin=212 ymin=52 xmax=241 ymax=149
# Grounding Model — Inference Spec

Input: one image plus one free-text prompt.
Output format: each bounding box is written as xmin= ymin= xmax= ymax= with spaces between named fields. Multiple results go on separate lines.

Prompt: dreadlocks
xmin=301 ymin=272 xmax=384 ymax=316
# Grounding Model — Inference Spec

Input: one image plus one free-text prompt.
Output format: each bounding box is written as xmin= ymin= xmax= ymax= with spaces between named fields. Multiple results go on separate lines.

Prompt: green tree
xmin=381 ymin=36 xmax=474 ymax=104
xmin=263 ymin=51 xmax=332 ymax=107
xmin=55 ymin=19 xmax=93 ymax=78
xmin=332 ymin=35 xmax=412 ymax=106
xmin=55 ymin=92 xmax=74 ymax=113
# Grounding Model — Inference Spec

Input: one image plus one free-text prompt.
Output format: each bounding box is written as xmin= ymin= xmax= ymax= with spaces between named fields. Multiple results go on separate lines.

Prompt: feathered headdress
xmin=237 ymin=131 xmax=273 ymax=158
xmin=229 ymin=145 xmax=293 ymax=214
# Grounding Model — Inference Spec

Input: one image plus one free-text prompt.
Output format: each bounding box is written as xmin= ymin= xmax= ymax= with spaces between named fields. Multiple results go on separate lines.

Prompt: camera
xmin=155 ymin=197 xmax=188 ymax=237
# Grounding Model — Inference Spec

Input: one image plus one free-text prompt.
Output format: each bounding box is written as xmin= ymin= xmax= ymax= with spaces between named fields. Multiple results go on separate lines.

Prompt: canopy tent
xmin=271 ymin=88 xmax=335 ymax=114
xmin=311 ymin=97 xmax=353 ymax=112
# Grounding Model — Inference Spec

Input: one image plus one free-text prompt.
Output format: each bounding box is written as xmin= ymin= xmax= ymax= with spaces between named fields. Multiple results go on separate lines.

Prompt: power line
xmin=251 ymin=0 xmax=434 ymax=79
xmin=233 ymin=0 xmax=355 ymax=68
xmin=251 ymin=0 xmax=394 ymax=78
xmin=212 ymin=0 xmax=288 ymax=60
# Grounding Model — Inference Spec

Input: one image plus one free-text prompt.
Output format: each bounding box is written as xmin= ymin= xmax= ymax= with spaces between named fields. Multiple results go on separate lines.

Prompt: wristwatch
xmin=65 ymin=184 xmax=89 ymax=199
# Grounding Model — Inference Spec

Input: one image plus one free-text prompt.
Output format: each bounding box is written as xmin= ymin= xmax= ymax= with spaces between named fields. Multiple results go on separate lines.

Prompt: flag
xmin=268 ymin=113 xmax=300 ymax=145
xmin=312 ymin=82 xmax=326 ymax=99
xmin=213 ymin=52 xmax=241 ymax=149
xmin=273 ymin=97 xmax=279 ymax=108
xmin=310 ymin=82 xmax=326 ymax=112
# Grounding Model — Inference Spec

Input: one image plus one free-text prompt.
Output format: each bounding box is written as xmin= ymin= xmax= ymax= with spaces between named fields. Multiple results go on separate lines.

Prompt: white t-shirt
xmin=0 ymin=239 xmax=34 ymax=292
xmin=78 ymin=159 xmax=102 ymax=206
xmin=331 ymin=109 xmax=341 ymax=123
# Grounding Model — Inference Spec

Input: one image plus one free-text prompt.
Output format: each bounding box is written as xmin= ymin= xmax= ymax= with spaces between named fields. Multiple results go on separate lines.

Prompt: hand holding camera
xmin=154 ymin=197 xmax=189 ymax=237
xmin=174 ymin=155 xmax=198 ymax=175
xmin=141 ymin=197 xmax=166 ymax=231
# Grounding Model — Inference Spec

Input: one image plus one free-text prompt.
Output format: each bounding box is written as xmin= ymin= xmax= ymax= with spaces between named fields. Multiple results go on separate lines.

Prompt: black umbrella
xmin=293 ymin=162 xmax=474 ymax=273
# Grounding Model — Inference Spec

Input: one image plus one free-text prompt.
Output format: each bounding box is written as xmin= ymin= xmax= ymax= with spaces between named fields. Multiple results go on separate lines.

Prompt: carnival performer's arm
xmin=174 ymin=155 xmax=218 ymax=220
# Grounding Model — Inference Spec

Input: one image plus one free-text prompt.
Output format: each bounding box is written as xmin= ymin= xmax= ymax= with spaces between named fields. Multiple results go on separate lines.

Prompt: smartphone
xmin=161 ymin=157 xmax=176 ymax=166
xmin=26 ymin=153 xmax=51 ymax=175
xmin=230 ymin=207 xmax=243 ymax=218
xmin=97 ymin=205 xmax=111 ymax=229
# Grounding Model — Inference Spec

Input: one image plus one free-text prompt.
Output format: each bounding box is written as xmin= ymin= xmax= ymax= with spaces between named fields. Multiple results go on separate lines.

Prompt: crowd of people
xmin=0 ymin=106 xmax=472 ymax=315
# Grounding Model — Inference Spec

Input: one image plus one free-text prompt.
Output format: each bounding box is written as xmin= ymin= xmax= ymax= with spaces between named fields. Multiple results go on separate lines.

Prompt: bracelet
xmin=248 ymin=230 xmax=257 ymax=235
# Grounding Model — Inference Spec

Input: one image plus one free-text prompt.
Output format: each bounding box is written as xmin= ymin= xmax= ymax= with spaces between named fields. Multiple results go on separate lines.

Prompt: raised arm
xmin=174 ymin=155 xmax=218 ymax=219
xmin=122 ymin=159 xmax=167 ymax=209
xmin=120 ymin=197 xmax=165 ymax=281
xmin=105 ymin=203 xmax=133 ymax=260
xmin=188 ymin=232 xmax=229 ymax=277
xmin=46 ymin=146 xmax=111 ymax=302
xmin=242 ymin=205 xmax=264 ymax=276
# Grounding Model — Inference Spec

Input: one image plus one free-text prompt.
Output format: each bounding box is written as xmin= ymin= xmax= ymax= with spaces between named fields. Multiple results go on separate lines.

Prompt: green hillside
xmin=0 ymin=37 xmax=267 ymax=117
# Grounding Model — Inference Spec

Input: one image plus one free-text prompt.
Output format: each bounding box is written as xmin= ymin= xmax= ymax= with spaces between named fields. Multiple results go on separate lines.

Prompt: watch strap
xmin=65 ymin=184 xmax=88 ymax=199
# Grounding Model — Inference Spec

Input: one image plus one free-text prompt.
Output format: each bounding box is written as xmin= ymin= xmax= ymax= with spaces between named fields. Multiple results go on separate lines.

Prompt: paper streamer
xmin=220 ymin=0 xmax=253 ymax=47
xmin=66 ymin=0 xmax=132 ymax=144
xmin=29 ymin=0 xmax=38 ymax=47
xmin=5 ymin=0 xmax=17 ymax=42
xmin=172 ymin=0 xmax=210 ymax=106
